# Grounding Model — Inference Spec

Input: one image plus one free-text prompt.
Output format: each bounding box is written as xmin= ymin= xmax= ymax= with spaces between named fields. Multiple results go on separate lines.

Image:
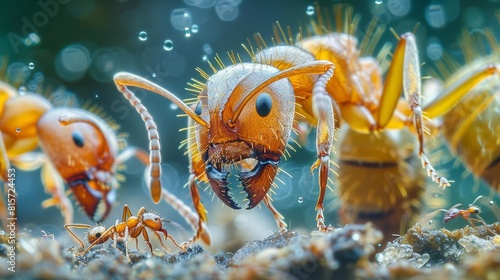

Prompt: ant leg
xmin=40 ymin=161 xmax=74 ymax=224
xmin=310 ymin=66 xmax=335 ymax=231
xmin=263 ymin=195 xmax=287 ymax=231
xmin=64 ymin=224 xmax=93 ymax=249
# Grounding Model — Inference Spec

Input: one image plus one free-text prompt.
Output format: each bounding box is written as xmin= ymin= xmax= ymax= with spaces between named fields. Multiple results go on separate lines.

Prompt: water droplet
xmin=16 ymin=127 xmax=21 ymax=133
xmin=138 ymin=31 xmax=148 ymax=41
xmin=375 ymin=0 xmax=383 ymax=4
xmin=184 ymin=27 xmax=191 ymax=37
xmin=19 ymin=86 xmax=27 ymax=95
xmin=163 ymin=39 xmax=174 ymax=51
xmin=428 ymin=220 xmax=434 ymax=225
xmin=170 ymin=103 xmax=178 ymax=110
xmin=152 ymin=73 xmax=157 ymax=78
xmin=375 ymin=253 xmax=384 ymax=263
xmin=95 ymin=94 xmax=98 ymax=98
xmin=191 ymin=24 xmax=199 ymax=34
xmin=306 ymin=5 xmax=315 ymax=16
xmin=490 ymin=200 xmax=494 ymax=206
xmin=28 ymin=62 xmax=35 ymax=69
xmin=297 ymin=197 xmax=303 ymax=203
xmin=202 ymin=55 xmax=208 ymax=61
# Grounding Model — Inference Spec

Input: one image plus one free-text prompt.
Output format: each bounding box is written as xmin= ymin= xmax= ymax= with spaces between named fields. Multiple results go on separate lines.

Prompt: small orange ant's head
xmin=467 ymin=206 xmax=481 ymax=215
xmin=87 ymin=225 xmax=108 ymax=244
xmin=443 ymin=208 xmax=461 ymax=223
xmin=194 ymin=63 xmax=296 ymax=210
xmin=37 ymin=108 xmax=119 ymax=222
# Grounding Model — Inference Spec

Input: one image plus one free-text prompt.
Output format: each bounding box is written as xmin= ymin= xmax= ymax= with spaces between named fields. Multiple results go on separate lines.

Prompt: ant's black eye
xmin=255 ymin=93 xmax=272 ymax=117
xmin=72 ymin=130 xmax=85 ymax=147
xmin=195 ymin=102 xmax=202 ymax=115
xmin=96 ymin=233 xmax=101 ymax=238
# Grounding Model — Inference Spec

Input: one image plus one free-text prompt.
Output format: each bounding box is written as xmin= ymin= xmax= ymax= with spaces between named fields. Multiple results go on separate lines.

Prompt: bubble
xmin=202 ymin=43 xmax=213 ymax=54
xmin=428 ymin=220 xmax=434 ymax=225
xmin=425 ymin=4 xmax=446 ymax=28
xmin=387 ymin=0 xmax=411 ymax=17
xmin=490 ymin=200 xmax=494 ymax=206
xmin=18 ymin=86 xmax=27 ymax=95
xmin=375 ymin=253 xmax=384 ymax=263
xmin=426 ymin=38 xmax=443 ymax=60
xmin=152 ymin=73 xmax=157 ymax=78
xmin=28 ymin=62 xmax=35 ymax=69
xmin=170 ymin=8 xmax=192 ymax=31
xmin=7 ymin=63 xmax=30 ymax=84
xmin=202 ymin=55 xmax=208 ymax=61
xmin=234 ymin=215 xmax=248 ymax=229
xmin=184 ymin=27 xmax=191 ymax=38
xmin=16 ymin=127 xmax=21 ymax=133
xmin=170 ymin=103 xmax=178 ymax=110
xmin=375 ymin=0 xmax=383 ymax=4
xmin=215 ymin=0 xmax=239 ymax=21
xmin=191 ymin=24 xmax=199 ymax=34
xmin=352 ymin=233 xmax=360 ymax=241
xmin=163 ymin=39 xmax=174 ymax=51
xmin=306 ymin=5 xmax=315 ymax=16
xmin=24 ymin=33 xmax=41 ymax=46
xmin=463 ymin=7 xmax=485 ymax=29
xmin=55 ymin=44 xmax=91 ymax=81
xmin=298 ymin=197 xmax=304 ymax=203
xmin=138 ymin=31 xmax=148 ymax=41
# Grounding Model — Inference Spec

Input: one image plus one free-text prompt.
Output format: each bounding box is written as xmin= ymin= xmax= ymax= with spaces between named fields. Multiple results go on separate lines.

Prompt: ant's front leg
xmin=310 ymin=67 xmax=335 ymax=232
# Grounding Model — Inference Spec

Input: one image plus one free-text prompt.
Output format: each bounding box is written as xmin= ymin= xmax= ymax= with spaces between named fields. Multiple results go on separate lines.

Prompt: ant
xmin=65 ymin=204 xmax=185 ymax=262
xmin=421 ymin=195 xmax=497 ymax=236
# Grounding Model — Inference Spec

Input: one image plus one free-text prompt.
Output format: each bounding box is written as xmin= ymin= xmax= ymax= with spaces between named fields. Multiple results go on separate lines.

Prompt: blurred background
xmin=1 ymin=0 xmax=500 ymax=252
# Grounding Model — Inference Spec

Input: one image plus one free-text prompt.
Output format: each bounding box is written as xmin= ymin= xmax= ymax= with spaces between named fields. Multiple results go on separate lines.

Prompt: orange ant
xmin=65 ymin=204 xmax=185 ymax=262
xmin=421 ymin=195 xmax=497 ymax=234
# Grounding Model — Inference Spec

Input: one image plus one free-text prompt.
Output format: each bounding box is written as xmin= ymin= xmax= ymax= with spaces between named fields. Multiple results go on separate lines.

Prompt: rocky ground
xmin=1 ymin=222 xmax=500 ymax=279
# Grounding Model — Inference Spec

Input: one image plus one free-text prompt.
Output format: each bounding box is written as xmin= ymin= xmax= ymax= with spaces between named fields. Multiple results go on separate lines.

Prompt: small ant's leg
xmin=310 ymin=66 xmax=335 ymax=232
xmin=122 ymin=204 xmax=134 ymax=222
xmin=140 ymin=226 xmax=153 ymax=254
xmin=263 ymin=195 xmax=287 ymax=231
xmin=112 ymin=219 xmax=119 ymax=248
xmin=40 ymin=161 xmax=74 ymax=224
xmin=152 ymin=230 xmax=169 ymax=251
xmin=167 ymin=234 xmax=185 ymax=251
xmin=64 ymin=224 xmax=93 ymax=249
xmin=124 ymin=225 xmax=131 ymax=262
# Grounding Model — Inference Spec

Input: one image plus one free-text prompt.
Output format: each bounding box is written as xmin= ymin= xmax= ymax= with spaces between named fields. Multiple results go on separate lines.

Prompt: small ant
xmin=421 ymin=195 xmax=497 ymax=234
xmin=65 ymin=204 xmax=185 ymax=262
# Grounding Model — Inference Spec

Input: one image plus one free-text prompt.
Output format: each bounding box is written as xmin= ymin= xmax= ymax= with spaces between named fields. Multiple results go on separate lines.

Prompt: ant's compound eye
xmin=95 ymin=232 xmax=101 ymax=238
xmin=195 ymin=101 xmax=202 ymax=115
xmin=72 ymin=130 xmax=85 ymax=147
xmin=255 ymin=93 xmax=272 ymax=117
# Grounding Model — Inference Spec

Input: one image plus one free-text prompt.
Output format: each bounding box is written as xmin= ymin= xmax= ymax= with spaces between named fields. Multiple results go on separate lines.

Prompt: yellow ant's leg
xmin=380 ymin=33 xmax=450 ymax=188
xmin=423 ymin=64 xmax=499 ymax=120
xmin=309 ymin=66 xmax=335 ymax=231
xmin=40 ymin=161 xmax=74 ymax=224
xmin=262 ymin=195 xmax=287 ymax=231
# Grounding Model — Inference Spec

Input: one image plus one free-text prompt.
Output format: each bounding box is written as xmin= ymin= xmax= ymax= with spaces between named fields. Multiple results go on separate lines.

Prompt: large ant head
xmin=194 ymin=63 xmax=296 ymax=210
xmin=37 ymin=108 xmax=119 ymax=222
